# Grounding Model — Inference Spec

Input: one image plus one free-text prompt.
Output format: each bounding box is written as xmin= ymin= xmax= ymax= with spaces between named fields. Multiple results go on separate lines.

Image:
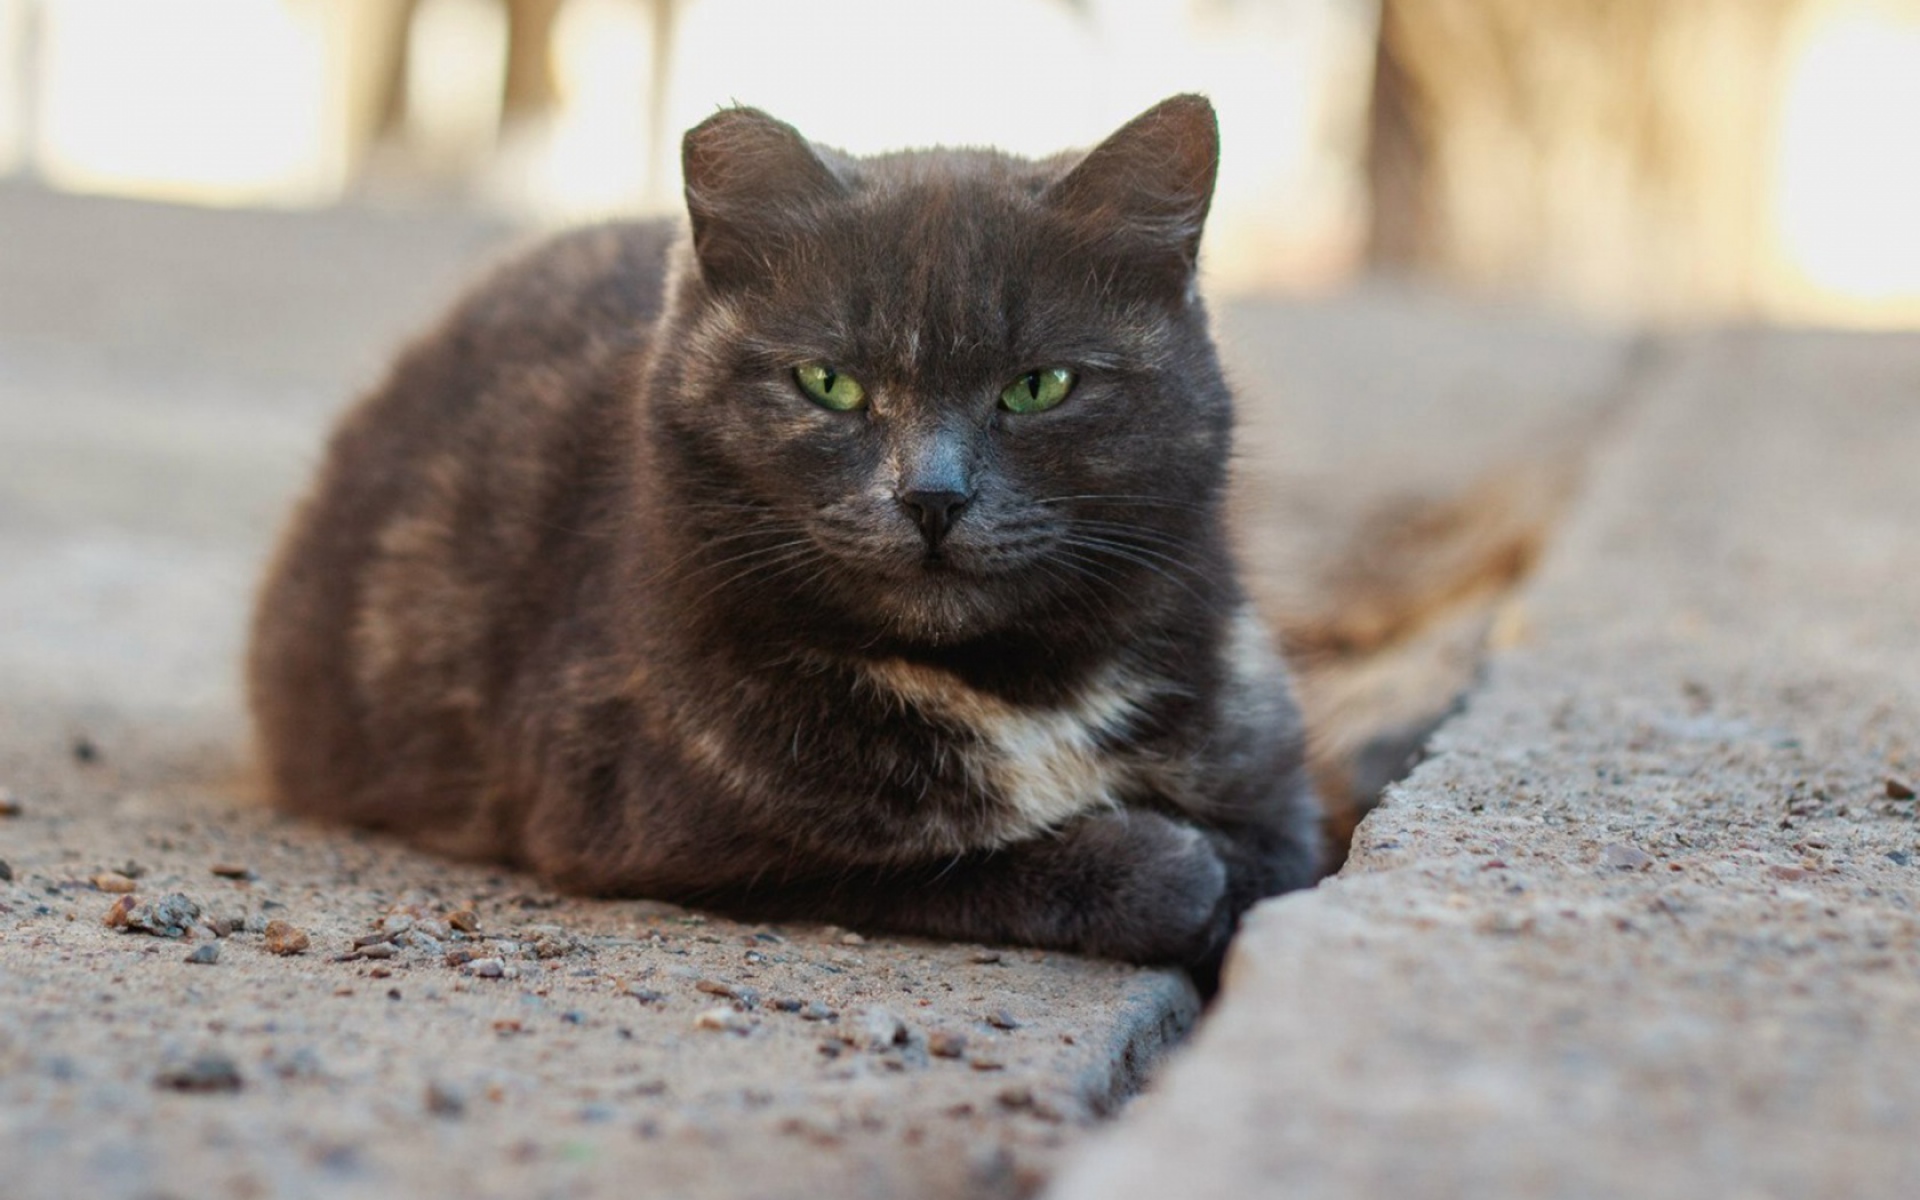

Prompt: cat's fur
xmin=248 ymin=95 xmax=1323 ymax=974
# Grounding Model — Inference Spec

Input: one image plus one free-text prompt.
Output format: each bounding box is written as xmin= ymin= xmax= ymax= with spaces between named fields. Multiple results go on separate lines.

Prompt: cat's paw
xmin=1063 ymin=810 xmax=1233 ymax=968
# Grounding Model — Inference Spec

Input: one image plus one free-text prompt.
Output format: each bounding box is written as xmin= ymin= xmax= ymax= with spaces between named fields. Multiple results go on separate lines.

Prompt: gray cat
xmin=248 ymin=95 xmax=1323 ymax=979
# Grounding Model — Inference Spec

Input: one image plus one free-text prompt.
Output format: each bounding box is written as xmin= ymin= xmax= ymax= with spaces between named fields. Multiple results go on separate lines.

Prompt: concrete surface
xmin=1049 ymin=330 xmax=1920 ymax=1199
xmin=0 ymin=181 xmax=1728 ymax=1200
xmin=0 ymin=748 xmax=1194 ymax=1200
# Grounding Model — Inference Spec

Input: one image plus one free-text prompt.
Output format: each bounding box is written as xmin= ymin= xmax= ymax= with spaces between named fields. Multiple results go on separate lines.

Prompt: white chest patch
xmin=861 ymin=658 xmax=1152 ymax=844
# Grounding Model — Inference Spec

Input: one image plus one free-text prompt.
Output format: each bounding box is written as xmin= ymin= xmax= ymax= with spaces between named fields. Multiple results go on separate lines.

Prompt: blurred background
xmin=1 ymin=0 xmax=1917 ymax=327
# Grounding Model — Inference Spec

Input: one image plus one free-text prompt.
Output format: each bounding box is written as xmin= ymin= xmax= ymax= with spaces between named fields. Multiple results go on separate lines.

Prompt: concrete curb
xmin=1048 ymin=328 xmax=1920 ymax=1199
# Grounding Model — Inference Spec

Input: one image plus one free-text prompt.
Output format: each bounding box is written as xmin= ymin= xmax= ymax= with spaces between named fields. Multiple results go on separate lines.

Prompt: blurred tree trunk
xmin=503 ymin=0 xmax=565 ymax=123
xmin=1366 ymin=0 xmax=1804 ymax=318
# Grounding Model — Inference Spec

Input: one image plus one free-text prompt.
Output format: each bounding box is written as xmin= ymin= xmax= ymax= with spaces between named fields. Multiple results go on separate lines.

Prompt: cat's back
xmin=248 ymin=219 xmax=675 ymax=834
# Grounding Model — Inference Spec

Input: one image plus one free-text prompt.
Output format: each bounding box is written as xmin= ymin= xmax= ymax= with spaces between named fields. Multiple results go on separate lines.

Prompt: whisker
xmin=668 ymin=535 xmax=814 ymax=585
xmin=1058 ymin=536 xmax=1212 ymax=605
xmin=1069 ymin=519 xmax=1202 ymax=552
xmin=685 ymin=544 xmax=831 ymax=609
xmin=1032 ymin=493 xmax=1211 ymax=513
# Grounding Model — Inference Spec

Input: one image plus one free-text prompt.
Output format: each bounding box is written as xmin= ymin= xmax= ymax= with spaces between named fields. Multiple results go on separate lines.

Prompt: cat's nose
xmin=897 ymin=489 xmax=972 ymax=548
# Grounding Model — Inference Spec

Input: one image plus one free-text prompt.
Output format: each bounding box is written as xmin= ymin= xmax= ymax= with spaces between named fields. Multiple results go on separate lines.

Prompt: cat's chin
xmin=868 ymin=570 xmax=1013 ymax=645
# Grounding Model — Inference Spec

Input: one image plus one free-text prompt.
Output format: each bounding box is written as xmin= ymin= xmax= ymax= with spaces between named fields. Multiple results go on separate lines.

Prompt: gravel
xmin=854 ymin=1006 xmax=909 ymax=1051
xmin=105 ymin=892 xmax=202 ymax=937
xmin=155 ymin=1052 xmax=243 ymax=1093
xmin=694 ymin=1007 xmax=754 ymax=1035
xmin=262 ymin=920 xmax=311 ymax=956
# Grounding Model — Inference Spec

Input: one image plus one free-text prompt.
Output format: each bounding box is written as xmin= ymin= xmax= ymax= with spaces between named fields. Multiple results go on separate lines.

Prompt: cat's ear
xmin=1045 ymin=94 xmax=1219 ymax=287
xmin=682 ymin=106 xmax=850 ymax=290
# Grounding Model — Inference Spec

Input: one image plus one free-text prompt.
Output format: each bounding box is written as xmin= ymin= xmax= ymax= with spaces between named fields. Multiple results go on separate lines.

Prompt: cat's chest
xmin=859 ymin=657 xmax=1163 ymax=844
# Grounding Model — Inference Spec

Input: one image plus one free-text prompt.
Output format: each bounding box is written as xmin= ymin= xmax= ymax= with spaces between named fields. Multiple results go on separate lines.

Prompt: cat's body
xmin=249 ymin=96 xmax=1322 ymax=973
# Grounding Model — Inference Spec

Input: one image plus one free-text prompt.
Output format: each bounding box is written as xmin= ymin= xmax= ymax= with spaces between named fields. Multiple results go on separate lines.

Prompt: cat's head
xmin=647 ymin=96 xmax=1235 ymax=649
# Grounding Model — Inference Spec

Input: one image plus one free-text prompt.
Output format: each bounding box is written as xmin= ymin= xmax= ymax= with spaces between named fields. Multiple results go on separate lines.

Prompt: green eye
xmin=794 ymin=363 xmax=867 ymax=412
xmin=1000 ymin=368 xmax=1076 ymax=414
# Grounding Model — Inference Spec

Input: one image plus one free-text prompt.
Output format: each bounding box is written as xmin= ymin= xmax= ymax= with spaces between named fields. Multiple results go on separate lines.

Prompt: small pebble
xmin=839 ymin=931 xmax=866 ymax=946
xmin=770 ymin=997 xmax=803 ymax=1013
xmin=996 ymin=1084 xmax=1034 ymax=1109
xmin=350 ymin=942 xmax=397 ymax=960
xmin=1886 ymin=851 xmax=1912 ymax=867
xmin=156 ymin=1052 xmax=242 ymax=1093
xmin=854 ymin=1006 xmax=908 ymax=1051
xmin=71 ymin=736 xmax=100 ymax=765
xmin=522 ymin=926 xmax=582 ymax=958
xmin=468 ymin=957 xmax=506 ymax=978
xmin=209 ymin=863 xmax=255 ymax=880
xmin=694 ymin=979 xmax=759 ymax=1008
xmin=927 ymin=1030 xmax=968 ymax=1059
xmin=798 ymin=1002 xmax=837 ymax=1022
xmin=0 ymin=860 xmax=12 ymax=882
xmin=985 ymin=1008 xmax=1021 ymax=1031
xmin=446 ymin=909 xmax=480 ymax=933
xmin=90 ymin=872 xmax=137 ymax=894
xmin=969 ymin=949 xmax=1004 ymax=964
xmin=109 ymin=893 xmax=202 ymax=938
xmin=103 ymin=895 xmax=138 ymax=928
xmin=263 ymin=920 xmax=311 ymax=956
xmin=0 ymin=789 xmax=21 ymax=818
xmin=425 ymin=1080 xmax=467 ymax=1117
xmin=1600 ymin=843 xmax=1654 ymax=871
xmin=185 ymin=943 xmax=221 ymax=965
xmin=1888 ymin=778 xmax=1917 ymax=801
xmin=626 ymin=985 xmax=666 ymax=1004
xmin=968 ymin=1055 xmax=1006 ymax=1072
xmin=694 ymin=1006 xmax=753 ymax=1035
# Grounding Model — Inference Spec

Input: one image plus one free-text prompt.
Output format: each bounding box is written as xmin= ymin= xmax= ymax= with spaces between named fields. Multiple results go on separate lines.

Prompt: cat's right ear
xmin=682 ymin=107 xmax=849 ymax=291
xmin=1045 ymin=94 xmax=1220 ymax=292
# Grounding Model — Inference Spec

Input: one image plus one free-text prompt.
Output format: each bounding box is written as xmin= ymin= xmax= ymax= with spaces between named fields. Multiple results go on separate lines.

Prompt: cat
xmin=247 ymin=94 xmax=1324 ymax=977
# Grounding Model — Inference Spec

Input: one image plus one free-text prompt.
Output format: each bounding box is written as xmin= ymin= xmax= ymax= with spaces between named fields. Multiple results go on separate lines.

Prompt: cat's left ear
xmin=682 ymin=106 xmax=850 ymax=290
xmin=1045 ymin=94 xmax=1219 ymax=289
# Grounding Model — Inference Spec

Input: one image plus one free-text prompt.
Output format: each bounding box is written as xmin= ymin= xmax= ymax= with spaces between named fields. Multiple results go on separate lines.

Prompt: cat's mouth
xmin=855 ymin=547 xmax=1029 ymax=642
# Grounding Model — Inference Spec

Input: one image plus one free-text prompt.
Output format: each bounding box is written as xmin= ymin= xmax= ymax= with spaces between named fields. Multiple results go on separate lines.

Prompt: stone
xmin=156 ymin=1052 xmax=243 ymax=1093
xmin=109 ymin=893 xmax=202 ymax=938
xmin=262 ymin=920 xmax=310 ymax=956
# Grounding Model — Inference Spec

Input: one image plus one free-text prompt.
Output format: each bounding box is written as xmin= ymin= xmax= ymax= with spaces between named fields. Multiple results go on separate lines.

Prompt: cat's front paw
xmin=1061 ymin=810 xmax=1232 ymax=968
